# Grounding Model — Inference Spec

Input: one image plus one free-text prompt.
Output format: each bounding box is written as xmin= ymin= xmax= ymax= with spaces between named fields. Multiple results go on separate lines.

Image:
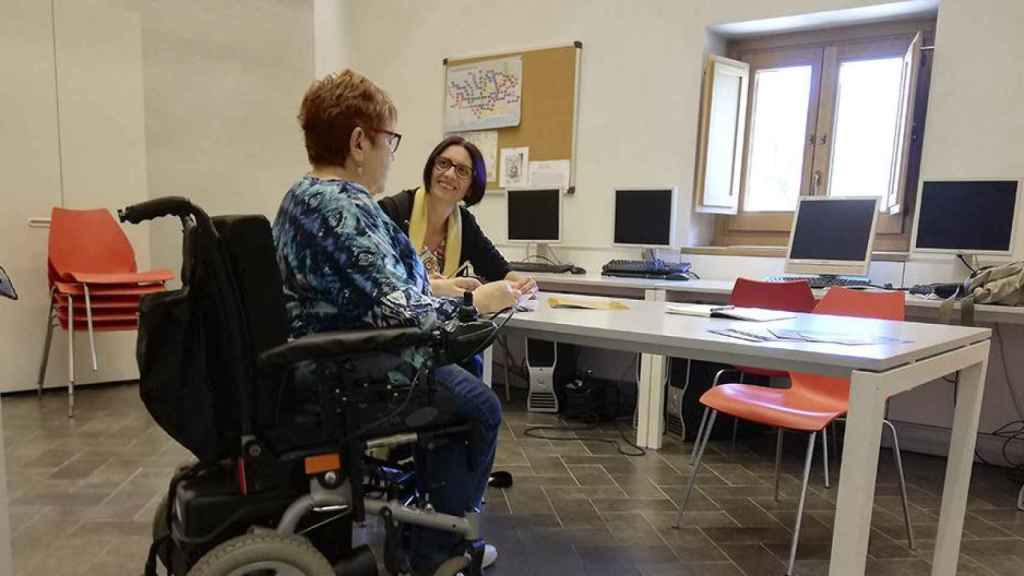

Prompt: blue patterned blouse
xmin=273 ymin=176 xmax=460 ymax=371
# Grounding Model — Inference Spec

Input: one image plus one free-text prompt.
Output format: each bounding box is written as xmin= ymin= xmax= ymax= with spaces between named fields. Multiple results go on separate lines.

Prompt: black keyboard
xmin=602 ymin=259 xmax=691 ymax=280
xmin=508 ymin=261 xmax=575 ymax=274
xmin=768 ymin=275 xmax=871 ymax=289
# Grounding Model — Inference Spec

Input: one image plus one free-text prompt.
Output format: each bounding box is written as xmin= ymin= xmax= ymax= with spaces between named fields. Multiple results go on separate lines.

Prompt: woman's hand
xmin=506 ymin=271 xmax=538 ymax=298
xmin=430 ymin=275 xmax=483 ymax=298
xmin=472 ymin=280 xmax=521 ymax=314
xmin=452 ymin=276 xmax=482 ymax=291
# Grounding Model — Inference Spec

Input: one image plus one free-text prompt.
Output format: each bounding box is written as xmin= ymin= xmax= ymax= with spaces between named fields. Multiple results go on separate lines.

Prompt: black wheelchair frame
xmin=120 ymin=197 xmax=506 ymax=576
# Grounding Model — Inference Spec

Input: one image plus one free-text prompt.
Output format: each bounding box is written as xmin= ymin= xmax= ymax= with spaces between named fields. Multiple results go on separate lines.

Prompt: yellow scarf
xmin=407 ymin=186 xmax=462 ymax=277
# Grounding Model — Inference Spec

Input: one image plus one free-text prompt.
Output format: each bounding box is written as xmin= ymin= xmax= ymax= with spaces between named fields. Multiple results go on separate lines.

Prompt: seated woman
xmin=378 ymin=136 xmax=537 ymax=297
xmin=273 ymin=69 xmax=515 ymax=575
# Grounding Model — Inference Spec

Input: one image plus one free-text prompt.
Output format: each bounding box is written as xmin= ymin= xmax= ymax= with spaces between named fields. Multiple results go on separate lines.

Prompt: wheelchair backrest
xmin=211 ymin=215 xmax=291 ymax=430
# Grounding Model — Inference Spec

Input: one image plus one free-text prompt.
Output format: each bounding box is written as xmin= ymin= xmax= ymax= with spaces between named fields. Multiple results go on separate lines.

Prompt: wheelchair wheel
xmin=432 ymin=555 xmax=468 ymax=576
xmin=187 ymin=533 xmax=334 ymax=576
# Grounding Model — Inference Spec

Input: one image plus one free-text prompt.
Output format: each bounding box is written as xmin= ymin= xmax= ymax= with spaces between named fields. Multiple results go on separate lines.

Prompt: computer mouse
xmin=570 ymin=266 xmax=586 ymax=275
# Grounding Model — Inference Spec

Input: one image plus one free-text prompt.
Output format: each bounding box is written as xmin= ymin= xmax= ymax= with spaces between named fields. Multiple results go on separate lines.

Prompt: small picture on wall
xmin=500 ymin=147 xmax=529 ymax=188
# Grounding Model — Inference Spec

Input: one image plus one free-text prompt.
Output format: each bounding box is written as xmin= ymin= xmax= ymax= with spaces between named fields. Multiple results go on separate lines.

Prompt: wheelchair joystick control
xmin=458 ymin=290 xmax=477 ymax=322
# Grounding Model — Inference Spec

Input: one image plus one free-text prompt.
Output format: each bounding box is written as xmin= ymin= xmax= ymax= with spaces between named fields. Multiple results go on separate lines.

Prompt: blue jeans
xmin=409 ymin=364 xmax=501 ymax=574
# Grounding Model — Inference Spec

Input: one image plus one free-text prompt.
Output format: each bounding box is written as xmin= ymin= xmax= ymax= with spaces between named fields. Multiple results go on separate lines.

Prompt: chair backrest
xmin=790 ymin=288 xmax=906 ymax=407
xmin=730 ymin=278 xmax=817 ymax=312
xmin=814 ymin=286 xmax=904 ymax=321
xmin=49 ymin=207 xmax=137 ymax=279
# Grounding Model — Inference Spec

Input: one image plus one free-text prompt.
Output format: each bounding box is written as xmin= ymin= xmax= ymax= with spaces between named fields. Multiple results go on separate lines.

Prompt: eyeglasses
xmin=366 ymin=127 xmax=402 ymax=154
xmin=434 ymin=157 xmax=473 ymax=180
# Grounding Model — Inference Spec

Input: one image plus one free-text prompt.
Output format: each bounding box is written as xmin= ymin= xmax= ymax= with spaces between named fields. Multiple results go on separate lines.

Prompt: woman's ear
xmin=349 ymin=126 xmax=367 ymax=164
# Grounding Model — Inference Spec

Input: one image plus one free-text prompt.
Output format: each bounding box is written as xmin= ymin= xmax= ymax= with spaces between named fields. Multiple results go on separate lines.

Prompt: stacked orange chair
xmin=676 ymin=287 xmax=911 ymax=576
xmin=39 ymin=207 xmax=173 ymax=417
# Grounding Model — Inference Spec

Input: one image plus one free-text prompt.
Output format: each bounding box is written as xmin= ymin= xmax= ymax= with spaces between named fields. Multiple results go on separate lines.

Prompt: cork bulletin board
xmin=444 ymin=42 xmax=582 ymax=192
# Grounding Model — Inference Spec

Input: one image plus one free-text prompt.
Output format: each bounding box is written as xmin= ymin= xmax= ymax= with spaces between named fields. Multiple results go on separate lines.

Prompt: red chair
xmin=39 ymin=207 xmax=173 ymax=416
xmin=689 ymin=278 xmax=816 ymax=463
xmin=675 ymin=287 xmax=909 ymax=576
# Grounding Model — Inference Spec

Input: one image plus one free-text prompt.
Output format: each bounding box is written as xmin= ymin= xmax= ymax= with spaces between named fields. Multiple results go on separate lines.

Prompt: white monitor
xmin=612 ymin=187 xmax=678 ymax=248
xmin=912 ymin=178 xmax=1020 ymax=256
xmin=506 ymin=187 xmax=562 ymax=243
xmin=784 ymin=196 xmax=880 ymax=277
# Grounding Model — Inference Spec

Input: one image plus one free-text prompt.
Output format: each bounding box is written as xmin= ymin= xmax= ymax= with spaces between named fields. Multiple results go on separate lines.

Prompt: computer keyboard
xmin=508 ymin=261 xmax=577 ymax=274
xmin=602 ymin=259 xmax=691 ymax=280
xmin=768 ymin=275 xmax=871 ymax=289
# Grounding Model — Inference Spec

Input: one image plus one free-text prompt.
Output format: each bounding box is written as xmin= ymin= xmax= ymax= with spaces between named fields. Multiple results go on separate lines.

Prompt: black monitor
xmin=913 ymin=179 xmax=1020 ymax=255
xmin=506 ymin=187 xmax=561 ymax=243
xmin=785 ymin=196 xmax=879 ymax=276
xmin=613 ymin=187 xmax=678 ymax=247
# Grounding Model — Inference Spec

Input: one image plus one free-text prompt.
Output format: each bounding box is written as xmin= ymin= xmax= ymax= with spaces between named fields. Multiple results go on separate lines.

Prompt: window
xmin=695 ymin=22 xmax=932 ymax=251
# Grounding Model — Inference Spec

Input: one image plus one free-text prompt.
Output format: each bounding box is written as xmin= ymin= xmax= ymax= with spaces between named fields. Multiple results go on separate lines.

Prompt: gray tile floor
xmin=5 ymin=383 xmax=1024 ymax=575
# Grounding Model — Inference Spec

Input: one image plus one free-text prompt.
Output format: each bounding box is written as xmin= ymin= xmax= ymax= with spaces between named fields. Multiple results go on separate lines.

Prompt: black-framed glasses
xmin=434 ymin=157 xmax=473 ymax=180
xmin=367 ymin=127 xmax=402 ymax=154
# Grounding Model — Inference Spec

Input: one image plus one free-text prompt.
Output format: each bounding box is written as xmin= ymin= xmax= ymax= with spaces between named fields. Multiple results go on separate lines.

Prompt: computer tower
xmin=664 ymin=358 xmax=689 ymax=438
xmin=526 ymin=338 xmax=558 ymax=413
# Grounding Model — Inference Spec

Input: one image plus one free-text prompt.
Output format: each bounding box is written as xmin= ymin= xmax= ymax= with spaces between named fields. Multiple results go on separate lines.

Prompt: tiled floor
xmin=5 ymin=383 xmax=1024 ymax=575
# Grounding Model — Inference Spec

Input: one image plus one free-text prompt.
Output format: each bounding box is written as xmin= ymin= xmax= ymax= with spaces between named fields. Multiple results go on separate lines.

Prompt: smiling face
xmin=429 ymin=145 xmax=473 ymax=204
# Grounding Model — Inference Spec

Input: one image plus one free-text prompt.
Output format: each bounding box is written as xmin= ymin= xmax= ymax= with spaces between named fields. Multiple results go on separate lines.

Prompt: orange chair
xmin=39 ymin=207 xmax=172 ymax=416
xmin=675 ymin=288 xmax=910 ymax=576
xmin=689 ymin=279 xmax=817 ymax=464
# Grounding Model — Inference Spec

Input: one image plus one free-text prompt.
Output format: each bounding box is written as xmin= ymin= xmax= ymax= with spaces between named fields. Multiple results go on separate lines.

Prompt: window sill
xmin=682 ymin=245 xmax=908 ymax=262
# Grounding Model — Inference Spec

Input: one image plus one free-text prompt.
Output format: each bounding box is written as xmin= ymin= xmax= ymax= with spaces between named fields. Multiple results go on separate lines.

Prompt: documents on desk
xmin=707 ymin=325 xmax=913 ymax=345
xmin=666 ymin=303 xmax=795 ymax=322
xmin=547 ymin=296 xmax=630 ymax=310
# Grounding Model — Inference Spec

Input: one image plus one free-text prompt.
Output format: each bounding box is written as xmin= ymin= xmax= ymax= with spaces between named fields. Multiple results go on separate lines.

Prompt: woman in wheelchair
xmin=272 ymin=70 xmax=520 ymax=575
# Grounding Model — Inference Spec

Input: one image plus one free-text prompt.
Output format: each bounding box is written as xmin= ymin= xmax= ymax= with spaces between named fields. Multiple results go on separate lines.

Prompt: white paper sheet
xmin=528 ymin=160 xmax=571 ymax=188
xmin=500 ymin=147 xmax=529 ymax=188
xmin=456 ymin=130 xmax=498 ymax=182
xmin=445 ymin=56 xmax=523 ymax=132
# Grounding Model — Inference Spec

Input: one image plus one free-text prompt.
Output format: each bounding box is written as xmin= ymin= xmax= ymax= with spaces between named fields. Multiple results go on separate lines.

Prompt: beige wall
xmin=0 ymin=0 xmax=314 ymax=393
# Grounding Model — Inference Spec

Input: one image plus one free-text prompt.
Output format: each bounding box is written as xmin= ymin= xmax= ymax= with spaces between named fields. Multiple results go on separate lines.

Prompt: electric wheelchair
xmin=120 ymin=197 xmax=507 ymax=576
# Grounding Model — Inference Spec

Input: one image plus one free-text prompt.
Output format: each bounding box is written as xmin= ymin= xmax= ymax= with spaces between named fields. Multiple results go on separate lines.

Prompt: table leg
xmin=829 ymin=371 xmax=887 ymax=576
xmin=931 ymin=346 xmax=989 ymax=576
xmin=634 ymin=289 xmax=668 ymax=449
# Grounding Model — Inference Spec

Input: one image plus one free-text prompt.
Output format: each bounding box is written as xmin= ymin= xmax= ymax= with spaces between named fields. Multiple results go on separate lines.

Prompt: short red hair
xmin=298 ymin=69 xmax=397 ymax=167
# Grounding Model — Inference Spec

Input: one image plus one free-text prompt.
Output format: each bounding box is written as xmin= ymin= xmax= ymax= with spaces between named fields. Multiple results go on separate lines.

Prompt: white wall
xmin=1 ymin=0 xmax=315 ymax=393
xmin=347 ymin=0 xmax=1024 ymax=460
xmin=314 ymin=0 xmax=352 ymax=77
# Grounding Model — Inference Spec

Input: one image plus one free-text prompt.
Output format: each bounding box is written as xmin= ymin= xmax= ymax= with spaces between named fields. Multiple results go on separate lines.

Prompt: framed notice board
xmin=443 ymin=42 xmax=582 ymax=193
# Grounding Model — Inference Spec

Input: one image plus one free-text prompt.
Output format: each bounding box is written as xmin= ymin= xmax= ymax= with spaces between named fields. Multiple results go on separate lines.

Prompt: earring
xmin=356 ymin=163 xmax=364 ymax=177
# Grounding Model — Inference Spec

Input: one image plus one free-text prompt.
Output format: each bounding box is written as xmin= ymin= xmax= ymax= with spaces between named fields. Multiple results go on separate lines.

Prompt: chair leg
xmin=37 ymin=295 xmax=56 ymax=397
xmin=822 ymin=426 xmax=831 ymax=489
xmin=66 ymin=294 xmax=75 ymax=419
xmin=786 ymin=431 xmax=818 ymax=576
xmin=83 ymin=284 xmax=98 ymax=371
xmin=675 ymin=409 xmax=717 ymax=529
xmin=774 ymin=428 xmax=784 ymax=502
xmin=731 ymin=372 xmax=745 ymax=451
xmin=883 ymin=419 xmax=915 ymax=550
xmin=690 ymin=368 xmax=730 ymax=465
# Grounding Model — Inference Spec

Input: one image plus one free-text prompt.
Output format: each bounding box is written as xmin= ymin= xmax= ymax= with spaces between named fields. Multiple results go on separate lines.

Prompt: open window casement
xmin=886 ymin=31 xmax=922 ymax=215
xmin=694 ymin=55 xmax=749 ymax=214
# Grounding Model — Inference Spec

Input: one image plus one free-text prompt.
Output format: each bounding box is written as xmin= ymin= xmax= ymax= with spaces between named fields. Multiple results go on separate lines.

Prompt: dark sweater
xmin=378 ymin=189 xmax=511 ymax=282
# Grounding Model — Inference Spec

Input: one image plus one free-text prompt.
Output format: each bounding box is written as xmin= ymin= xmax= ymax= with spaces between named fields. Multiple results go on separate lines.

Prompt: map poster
xmin=445 ymin=56 xmax=523 ymax=132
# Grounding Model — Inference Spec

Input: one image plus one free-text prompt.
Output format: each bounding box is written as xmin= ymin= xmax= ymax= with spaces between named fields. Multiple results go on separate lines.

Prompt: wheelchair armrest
xmin=259 ymin=327 xmax=436 ymax=369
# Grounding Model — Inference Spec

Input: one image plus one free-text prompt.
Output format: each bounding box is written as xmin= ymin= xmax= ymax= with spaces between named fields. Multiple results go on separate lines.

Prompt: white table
xmin=507 ymin=292 xmax=990 ymax=576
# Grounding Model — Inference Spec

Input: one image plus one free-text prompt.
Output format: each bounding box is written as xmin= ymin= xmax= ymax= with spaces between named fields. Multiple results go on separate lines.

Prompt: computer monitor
xmin=612 ymin=187 xmax=678 ymax=248
xmin=784 ymin=196 xmax=880 ymax=277
xmin=912 ymin=179 xmax=1020 ymax=256
xmin=506 ymin=187 xmax=562 ymax=243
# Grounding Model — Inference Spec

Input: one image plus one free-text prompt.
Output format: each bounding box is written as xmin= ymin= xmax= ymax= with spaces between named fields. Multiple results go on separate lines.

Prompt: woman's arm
xmin=461 ymin=208 xmax=512 ymax=281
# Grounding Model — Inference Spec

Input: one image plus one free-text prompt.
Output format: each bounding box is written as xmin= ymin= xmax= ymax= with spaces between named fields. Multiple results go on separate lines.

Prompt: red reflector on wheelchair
xmin=304 ymin=453 xmax=342 ymax=475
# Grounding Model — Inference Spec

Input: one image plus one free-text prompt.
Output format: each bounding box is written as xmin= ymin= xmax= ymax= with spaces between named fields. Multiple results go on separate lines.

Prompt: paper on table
xmin=528 ymin=160 xmax=571 ymax=188
xmin=0 ymin=265 xmax=16 ymax=300
xmin=456 ymin=130 xmax=498 ymax=182
xmin=548 ymin=297 xmax=629 ymax=310
xmin=666 ymin=304 xmax=795 ymax=322
xmin=769 ymin=328 xmax=910 ymax=346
